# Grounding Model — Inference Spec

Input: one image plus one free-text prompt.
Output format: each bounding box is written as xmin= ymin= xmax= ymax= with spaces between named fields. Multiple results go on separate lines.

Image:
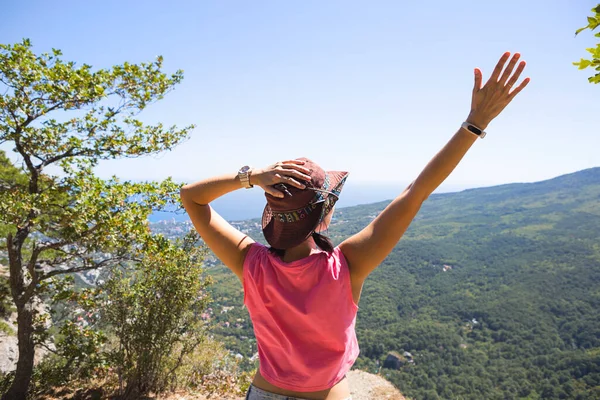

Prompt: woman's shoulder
xmin=331 ymin=246 xmax=348 ymax=266
xmin=244 ymin=242 xmax=269 ymax=261
xmin=319 ymin=246 xmax=349 ymax=279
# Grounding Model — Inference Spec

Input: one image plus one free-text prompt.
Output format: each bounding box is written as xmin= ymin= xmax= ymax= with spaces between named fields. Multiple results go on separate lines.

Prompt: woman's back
xmin=243 ymin=243 xmax=359 ymax=392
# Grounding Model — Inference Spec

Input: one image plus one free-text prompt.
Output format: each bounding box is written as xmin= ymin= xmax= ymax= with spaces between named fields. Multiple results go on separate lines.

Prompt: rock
xmin=347 ymin=370 xmax=407 ymax=400
xmin=0 ymin=335 xmax=18 ymax=373
xmin=382 ymin=351 xmax=407 ymax=370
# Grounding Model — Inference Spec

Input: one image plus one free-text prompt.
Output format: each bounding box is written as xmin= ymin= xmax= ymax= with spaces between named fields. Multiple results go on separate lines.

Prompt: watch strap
xmin=237 ymin=166 xmax=254 ymax=189
xmin=461 ymin=121 xmax=487 ymax=139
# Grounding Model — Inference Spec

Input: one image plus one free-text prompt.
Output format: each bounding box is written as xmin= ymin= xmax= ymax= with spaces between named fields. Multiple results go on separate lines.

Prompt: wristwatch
xmin=461 ymin=122 xmax=487 ymax=139
xmin=237 ymin=165 xmax=254 ymax=189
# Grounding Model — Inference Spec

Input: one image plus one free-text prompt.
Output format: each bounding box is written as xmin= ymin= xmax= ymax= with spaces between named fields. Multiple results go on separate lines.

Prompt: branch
xmin=36 ymin=341 xmax=59 ymax=355
xmin=39 ymin=147 xmax=75 ymax=168
xmin=40 ymin=255 xmax=135 ymax=281
xmin=38 ymin=255 xmax=74 ymax=267
xmin=20 ymin=245 xmax=126 ymax=301
xmin=0 ymin=76 xmax=19 ymax=91
xmin=32 ymin=101 xmax=65 ymax=119
xmin=37 ymin=239 xmax=75 ymax=252
xmin=36 ymin=225 xmax=100 ymax=254
xmin=5 ymin=107 xmax=25 ymax=136
xmin=13 ymin=135 xmax=38 ymax=193
xmin=38 ymin=148 xmax=91 ymax=170
xmin=33 ymin=105 xmax=122 ymax=170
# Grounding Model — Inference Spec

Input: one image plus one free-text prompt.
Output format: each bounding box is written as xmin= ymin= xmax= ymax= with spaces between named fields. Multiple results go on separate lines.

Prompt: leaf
xmin=574 ymin=59 xmax=592 ymax=69
xmin=586 ymin=47 xmax=596 ymax=56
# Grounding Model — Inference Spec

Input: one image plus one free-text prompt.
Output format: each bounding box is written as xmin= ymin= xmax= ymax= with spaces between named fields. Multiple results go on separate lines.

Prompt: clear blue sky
xmin=3 ymin=0 xmax=599 ymax=191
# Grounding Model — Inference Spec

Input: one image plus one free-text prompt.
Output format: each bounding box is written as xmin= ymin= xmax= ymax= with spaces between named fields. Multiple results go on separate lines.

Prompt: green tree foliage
xmin=574 ymin=4 xmax=600 ymax=83
xmin=0 ymin=151 xmax=27 ymax=243
xmin=0 ymin=39 xmax=194 ymax=399
xmin=102 ymin=231 xmax=212 ymax=399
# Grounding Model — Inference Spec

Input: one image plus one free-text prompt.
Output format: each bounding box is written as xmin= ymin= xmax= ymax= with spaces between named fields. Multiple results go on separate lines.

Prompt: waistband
xmin=246 ymin=384 xmax=352 ymax=400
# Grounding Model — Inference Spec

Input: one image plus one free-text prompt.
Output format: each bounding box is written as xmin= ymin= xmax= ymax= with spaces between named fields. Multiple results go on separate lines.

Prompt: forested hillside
xmin=205 ymin=167 xmax=600 ymax=400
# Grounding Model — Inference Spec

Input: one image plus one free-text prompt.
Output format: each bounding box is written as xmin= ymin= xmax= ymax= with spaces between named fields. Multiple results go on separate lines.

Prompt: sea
xmin=150 ymin=181 xmax=471 ymax=222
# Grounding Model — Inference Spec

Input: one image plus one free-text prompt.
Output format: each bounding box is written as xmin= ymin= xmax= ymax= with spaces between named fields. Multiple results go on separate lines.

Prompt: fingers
xmin=498 ymin=53 xmax=520 ymax=84
xmin=272 ymin=160 xmax=311 ymax=182
xmin=276 ymin=174 xmax=306 ymax=189
xmin=505 ymin=60 xmax=526 ymax=89
xmin=490 ymin=52 xmax=511 ymax=82
xmin=280 ymin=159 xmax=305 ymax=165
xmin=473 ymin=68 xmax=483 ymax=93
xmin=279 ymin=161 xmax=311 ymax=175
xmin=264 ymin=186 xmax=284 ymax=198
xmin=277 ymin=166 xmax=311 ymax=182
xmin=508 ymin=77 xmax=531 ymax=100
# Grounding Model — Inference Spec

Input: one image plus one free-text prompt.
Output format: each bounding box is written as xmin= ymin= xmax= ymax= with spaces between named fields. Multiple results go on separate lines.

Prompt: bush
xmin=168 ymin=335 xmax=254 ymax=396
xmin=102 ymin=231 xmax=212 ymax=399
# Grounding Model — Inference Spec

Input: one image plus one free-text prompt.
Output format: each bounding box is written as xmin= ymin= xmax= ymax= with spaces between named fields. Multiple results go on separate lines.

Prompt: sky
xmin=3 ymin=0 xmax=600 ymax=195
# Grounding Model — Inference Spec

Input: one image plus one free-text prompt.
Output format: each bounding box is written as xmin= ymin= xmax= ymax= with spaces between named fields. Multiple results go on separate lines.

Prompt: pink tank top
xmin=243 ymin=243 xmax=360 ymax=392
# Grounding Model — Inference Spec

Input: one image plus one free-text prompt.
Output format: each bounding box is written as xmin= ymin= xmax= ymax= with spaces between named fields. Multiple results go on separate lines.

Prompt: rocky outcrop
xmin=347 ymin=369 xmax=407 ymax=400
xmin=157 ymin=369 xmax=407 ymax=399
xmin=0 ymin=334 xmax=18 ymax=373
xmin=383 ymin=351 xmax=408 ymax=370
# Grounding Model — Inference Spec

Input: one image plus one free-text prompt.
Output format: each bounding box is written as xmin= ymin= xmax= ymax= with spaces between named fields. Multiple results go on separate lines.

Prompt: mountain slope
xmin=205 ymin=167 xmax=600 ymax=400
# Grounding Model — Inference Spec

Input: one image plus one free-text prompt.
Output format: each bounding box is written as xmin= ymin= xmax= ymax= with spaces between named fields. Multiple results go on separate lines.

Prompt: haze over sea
xmin=150 ymin=181 xmax=474 ymax=222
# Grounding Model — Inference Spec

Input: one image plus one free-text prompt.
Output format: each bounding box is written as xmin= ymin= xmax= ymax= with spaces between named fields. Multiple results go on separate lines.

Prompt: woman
xmin=180 ymin=52 xmax=529 ymax=400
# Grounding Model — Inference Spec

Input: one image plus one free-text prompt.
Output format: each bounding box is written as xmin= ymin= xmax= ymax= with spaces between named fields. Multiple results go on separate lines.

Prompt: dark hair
xmin=312 ymin=232 xmax=334 ymax=252
xmin=269 ymin=232 xmax=334 ymax=258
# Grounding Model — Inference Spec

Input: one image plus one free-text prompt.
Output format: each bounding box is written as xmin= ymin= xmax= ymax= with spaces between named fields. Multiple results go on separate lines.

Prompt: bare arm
xmin=340 ymin=52 xmax=530 ymax=282
xmin=180 ymin=173 xmax=254 ymax=282
xmin=180 ymin=160 xmax=310 ymax=281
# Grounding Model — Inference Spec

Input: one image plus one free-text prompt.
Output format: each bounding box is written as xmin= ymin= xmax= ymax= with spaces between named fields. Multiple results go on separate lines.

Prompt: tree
xmin=574 ymin=4 xmax=600 ymax=83
xmin=0 ymin=39 xmax=194 ymax=399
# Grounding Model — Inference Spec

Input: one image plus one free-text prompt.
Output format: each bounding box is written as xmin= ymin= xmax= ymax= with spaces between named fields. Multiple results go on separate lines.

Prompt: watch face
xmin=467 ymin=125 xmax=482 ymax=135
xmin=240 ymin=165 xmax=251 ymax=173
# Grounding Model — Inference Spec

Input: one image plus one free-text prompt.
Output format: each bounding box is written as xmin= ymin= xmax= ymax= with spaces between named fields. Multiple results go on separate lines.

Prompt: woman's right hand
xmin=250 ymin=160 xmax=312 ymax=198
xmin=466 ymin=51 xmax=531 ymax=130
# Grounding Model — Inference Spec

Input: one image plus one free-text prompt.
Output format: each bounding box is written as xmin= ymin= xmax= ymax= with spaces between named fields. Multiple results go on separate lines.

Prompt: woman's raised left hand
xmin=466 ymin=52 xmax=531 ymax=130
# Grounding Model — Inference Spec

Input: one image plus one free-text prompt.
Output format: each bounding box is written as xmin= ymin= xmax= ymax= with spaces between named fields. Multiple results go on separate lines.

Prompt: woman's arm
xmin=340 ymin=52 xmax=530 ymax=282
xmin=180 ymin=160 xmax=311 ymax=281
